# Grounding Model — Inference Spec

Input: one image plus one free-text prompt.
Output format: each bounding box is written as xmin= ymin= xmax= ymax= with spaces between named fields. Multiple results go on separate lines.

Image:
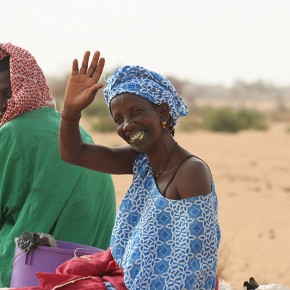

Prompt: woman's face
xmin=0 ymin=69 xmax=11 ymax=121
xmin=110 ymin=93 xmax=162 ymax=152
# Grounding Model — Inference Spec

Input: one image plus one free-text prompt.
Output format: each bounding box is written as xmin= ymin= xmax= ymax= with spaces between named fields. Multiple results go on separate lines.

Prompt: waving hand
xmin=63 ymin=51 xmax=105 ymax=119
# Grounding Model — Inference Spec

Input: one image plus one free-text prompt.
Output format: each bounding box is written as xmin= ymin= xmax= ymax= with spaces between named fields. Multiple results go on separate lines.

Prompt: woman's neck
xmin=147 ymin=137 xmax=178 ymax=178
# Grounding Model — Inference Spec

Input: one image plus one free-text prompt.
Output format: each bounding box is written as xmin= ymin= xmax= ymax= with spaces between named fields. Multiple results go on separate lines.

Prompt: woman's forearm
xmin=58 ymin=112 xmax=83 ymax=165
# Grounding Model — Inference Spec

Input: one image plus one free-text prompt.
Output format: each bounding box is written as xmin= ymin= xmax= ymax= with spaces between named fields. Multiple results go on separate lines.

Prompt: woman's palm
xmin=64 ymin=51 xmax=105 ymax=113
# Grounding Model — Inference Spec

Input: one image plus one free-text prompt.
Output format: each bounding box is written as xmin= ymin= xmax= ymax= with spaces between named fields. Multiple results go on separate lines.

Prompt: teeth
xmin=129 ymin=131 xmax=144 ymax=142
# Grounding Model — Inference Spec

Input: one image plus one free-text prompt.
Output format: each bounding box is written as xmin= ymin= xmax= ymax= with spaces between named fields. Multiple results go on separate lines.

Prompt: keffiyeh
xmin=0 ymin=43 xmax=56 ymax=127
xmin=103 ymin=65 xmax=188 ymax=126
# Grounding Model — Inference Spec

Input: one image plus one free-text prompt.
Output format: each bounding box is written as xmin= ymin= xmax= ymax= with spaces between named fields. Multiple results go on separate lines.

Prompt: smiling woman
xmin=57 ymin=51 xmax=221 ymax=289
xmin=110 ymin=93 xmax=163 ymax=153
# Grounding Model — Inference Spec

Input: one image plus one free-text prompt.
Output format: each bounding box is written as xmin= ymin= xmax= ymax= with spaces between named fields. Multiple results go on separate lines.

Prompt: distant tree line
xmin=47 ymin=70 xmax=290 ymax=133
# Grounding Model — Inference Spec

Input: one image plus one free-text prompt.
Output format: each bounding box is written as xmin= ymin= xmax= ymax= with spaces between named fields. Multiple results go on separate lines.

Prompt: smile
xmin=129 ymin=131 xmax=145 ymax=143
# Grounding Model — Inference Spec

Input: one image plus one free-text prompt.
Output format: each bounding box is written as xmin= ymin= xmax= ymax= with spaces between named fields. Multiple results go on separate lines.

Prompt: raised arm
xmin=58 ymin=51 xmax=136 ymax=174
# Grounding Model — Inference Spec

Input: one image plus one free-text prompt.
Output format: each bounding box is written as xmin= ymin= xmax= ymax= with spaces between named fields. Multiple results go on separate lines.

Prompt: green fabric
xmin=0 ymin=108 xmax=116 ymax=287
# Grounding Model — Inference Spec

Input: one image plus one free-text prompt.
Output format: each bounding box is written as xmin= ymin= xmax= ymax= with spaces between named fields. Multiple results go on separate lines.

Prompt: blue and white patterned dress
xmin=110 ymin=153 xmax=221 ymax=290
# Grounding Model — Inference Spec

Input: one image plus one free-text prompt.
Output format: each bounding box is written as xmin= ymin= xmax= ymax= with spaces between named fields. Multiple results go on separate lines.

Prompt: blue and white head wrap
xmin=103 ymin=65 xmax=188 ymax=126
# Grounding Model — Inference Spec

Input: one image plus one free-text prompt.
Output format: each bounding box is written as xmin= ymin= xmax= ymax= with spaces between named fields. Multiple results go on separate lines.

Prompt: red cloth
xmin=11 ymin=248 xmax=127 ymax=290
xmin=54 ymin=247 xmax=126 ymax=288
xmin=215 ymin=275 xmax=219 ymax=290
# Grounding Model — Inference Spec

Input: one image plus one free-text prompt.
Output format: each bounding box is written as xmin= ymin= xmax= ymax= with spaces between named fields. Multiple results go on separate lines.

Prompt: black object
xmin=17 ymin=232 xmax=57 ymax=253
xmin=243 ymin=277 xmax=260 ymax=290
xmin=11 ymin=232 xmax=57 ymax=269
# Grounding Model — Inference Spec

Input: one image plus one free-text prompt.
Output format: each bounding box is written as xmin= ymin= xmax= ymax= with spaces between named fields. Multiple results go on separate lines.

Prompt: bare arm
xmin=59 ymin=51 xmax=137 ymax=174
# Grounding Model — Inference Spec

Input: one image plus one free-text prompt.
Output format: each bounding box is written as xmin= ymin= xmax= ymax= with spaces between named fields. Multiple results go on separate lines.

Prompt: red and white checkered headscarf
xmin=0 ymin=43 xmax=56 ymax=127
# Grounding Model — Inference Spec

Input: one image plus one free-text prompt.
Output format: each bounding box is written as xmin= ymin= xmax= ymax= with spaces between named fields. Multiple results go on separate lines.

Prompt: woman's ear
xmin=159 ymin=103 xmax=170 ymax=121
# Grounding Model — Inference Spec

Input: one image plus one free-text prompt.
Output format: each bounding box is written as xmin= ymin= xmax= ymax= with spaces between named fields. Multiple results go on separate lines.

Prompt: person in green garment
xmin=0 ymin=43 xmax=116 ymax=287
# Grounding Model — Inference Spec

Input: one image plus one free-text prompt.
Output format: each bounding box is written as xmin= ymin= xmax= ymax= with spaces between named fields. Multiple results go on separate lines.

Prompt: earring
xmin=161 ymin=121 xmax=167 ymax=130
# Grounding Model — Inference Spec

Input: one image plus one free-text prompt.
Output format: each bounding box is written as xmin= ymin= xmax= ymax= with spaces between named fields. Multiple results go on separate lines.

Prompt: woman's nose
xmin=122 ymin=117 xmax=134 ymax=131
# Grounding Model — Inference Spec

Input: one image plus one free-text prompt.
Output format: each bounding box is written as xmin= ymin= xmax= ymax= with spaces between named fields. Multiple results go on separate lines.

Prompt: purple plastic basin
xmin=10 ymin=239 xmax=102 ymax=288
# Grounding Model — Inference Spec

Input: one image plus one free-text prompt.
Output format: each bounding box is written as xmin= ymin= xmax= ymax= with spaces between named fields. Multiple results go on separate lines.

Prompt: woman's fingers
xmin=92 ymin=57 xmax=105 ymax=82
xmin=79 ymin=51 xmax=90 ymax=74
xmin=72 ymin=51 xmax=105 ymax=81
xmin=71 ymin=59 xmax=79 ymax=76
xmin=87 ymin=51 xmax=101 ymax=77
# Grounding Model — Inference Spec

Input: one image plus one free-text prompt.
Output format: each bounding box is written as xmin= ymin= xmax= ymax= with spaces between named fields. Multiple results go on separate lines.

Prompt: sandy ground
xmin=87 ymin=122 xmax=290 ymax=289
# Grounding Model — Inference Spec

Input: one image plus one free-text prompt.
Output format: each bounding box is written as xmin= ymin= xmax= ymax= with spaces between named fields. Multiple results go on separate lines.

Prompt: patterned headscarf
xmin=103 ymin=65 xmax=188 ymax=126
xmin=0 ymin=43 xmax=56 ymax=127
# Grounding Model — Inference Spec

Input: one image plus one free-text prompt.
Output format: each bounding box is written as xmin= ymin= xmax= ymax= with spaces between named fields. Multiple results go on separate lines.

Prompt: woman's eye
xmin=114 ymin=118 xmax=123 ymax=125
xmin=132 ymin=109 xmax=142 ymax=115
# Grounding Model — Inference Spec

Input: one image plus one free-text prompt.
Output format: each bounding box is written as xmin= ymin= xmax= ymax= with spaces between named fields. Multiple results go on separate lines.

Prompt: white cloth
xmin=257 ymin=285 xmax=289 ymax=290
xmin=218 ymin=281 xmax=289 ymax=290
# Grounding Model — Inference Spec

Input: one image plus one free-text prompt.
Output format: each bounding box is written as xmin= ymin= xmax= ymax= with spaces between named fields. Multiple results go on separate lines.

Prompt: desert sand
xmin=87 ymin=121 xmax=290 ymax=289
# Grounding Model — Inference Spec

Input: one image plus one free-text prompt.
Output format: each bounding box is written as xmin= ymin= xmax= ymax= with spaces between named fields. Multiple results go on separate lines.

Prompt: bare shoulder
xmin=176 ymin=156 xmax=213 ymax=199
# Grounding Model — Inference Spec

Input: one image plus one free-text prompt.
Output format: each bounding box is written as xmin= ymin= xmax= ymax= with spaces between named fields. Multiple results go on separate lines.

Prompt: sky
xmin=2 ymin=0 xmax=290 ymax=86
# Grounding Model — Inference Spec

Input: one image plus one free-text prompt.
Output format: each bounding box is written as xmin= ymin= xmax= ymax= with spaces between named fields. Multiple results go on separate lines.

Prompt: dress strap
xmin=161 ymin=155 xmax=194 ymax=197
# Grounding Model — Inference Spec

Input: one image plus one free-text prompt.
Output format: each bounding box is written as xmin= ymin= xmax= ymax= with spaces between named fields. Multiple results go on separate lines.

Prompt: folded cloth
xmin=54 ymin=247 xmax=126 ymax=289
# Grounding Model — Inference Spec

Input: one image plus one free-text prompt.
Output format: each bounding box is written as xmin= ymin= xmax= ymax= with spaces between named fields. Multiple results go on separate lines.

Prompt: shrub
xmin=203 ymin=107 xmax=240 ymax=132
xmin=203 ymin=107 xmax=268 ymax=133
xmin=236 ymin=108 xmax=268 ymax=130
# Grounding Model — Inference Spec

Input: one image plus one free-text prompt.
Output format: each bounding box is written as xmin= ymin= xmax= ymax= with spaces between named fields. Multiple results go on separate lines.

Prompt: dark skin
xmin=0 ymin=59 xmax=11 ymax=228
xmin=59 ymin=51 xmax=212 ymax=199
xmin=0 ymin=68 xmax=11 ymax=121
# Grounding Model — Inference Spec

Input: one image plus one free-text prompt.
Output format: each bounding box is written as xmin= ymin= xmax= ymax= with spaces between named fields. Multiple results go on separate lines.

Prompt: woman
xmin=59 ymin=51 xmax=221 ymax=289
xmin=0 ymin=44 xmax=116 ymax=287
